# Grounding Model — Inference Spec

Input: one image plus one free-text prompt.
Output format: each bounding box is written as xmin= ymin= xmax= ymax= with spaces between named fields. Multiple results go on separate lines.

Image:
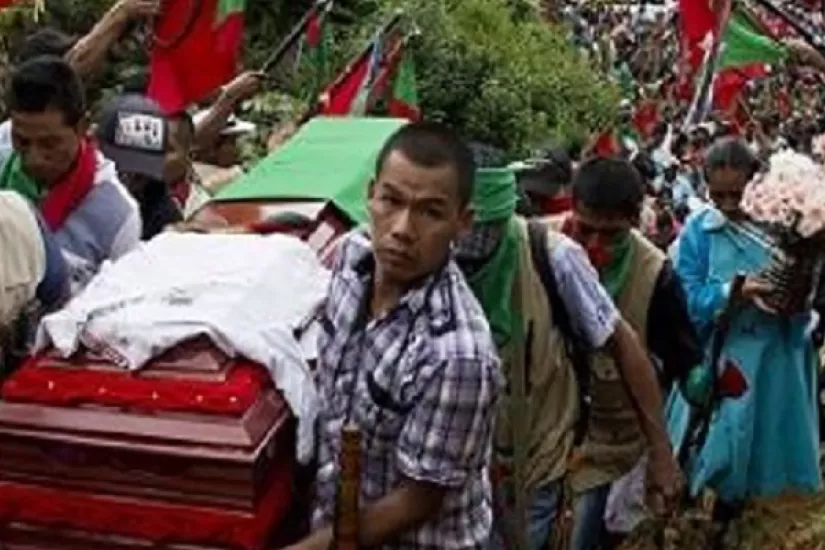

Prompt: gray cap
xmin=96 ymin=94 xmax=168 ymax=180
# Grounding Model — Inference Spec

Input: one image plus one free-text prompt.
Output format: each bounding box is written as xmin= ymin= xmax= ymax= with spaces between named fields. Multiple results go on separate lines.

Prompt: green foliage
xmin=335 ymin=0 xmax=619 ymax=157
xmin=0 ymin=0 xmax=619 ymax=160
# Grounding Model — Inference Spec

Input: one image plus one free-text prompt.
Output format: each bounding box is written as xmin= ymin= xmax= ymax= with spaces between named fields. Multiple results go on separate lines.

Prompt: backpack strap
xmin=526 ymin=219 xmax=592 ymax=446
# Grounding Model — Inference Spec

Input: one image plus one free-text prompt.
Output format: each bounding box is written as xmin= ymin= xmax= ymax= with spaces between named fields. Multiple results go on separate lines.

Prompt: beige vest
xmin=568 ymin=229 xmax=666 ymax=493
xmin=495 ymin=218 xmax=578 ymax=494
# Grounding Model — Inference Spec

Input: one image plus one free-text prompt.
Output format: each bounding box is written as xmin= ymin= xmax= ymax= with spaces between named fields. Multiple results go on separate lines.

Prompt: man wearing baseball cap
xmin=97 ymin=94 xmax=183 ymax=239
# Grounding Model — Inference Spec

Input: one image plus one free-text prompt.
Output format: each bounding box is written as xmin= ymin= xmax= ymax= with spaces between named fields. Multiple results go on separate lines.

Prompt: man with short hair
xmin=454 ymin=163 xmax=683 ymax=550
xmin=0 ymin=57 xmax=141 ymax=292
xmin=558 ymin=157 xmax=701 ymax=547
xmin=286 ymin=122 xmax=502 ymax=550
xmin=96 ymin=94 xmax=182 ymax=240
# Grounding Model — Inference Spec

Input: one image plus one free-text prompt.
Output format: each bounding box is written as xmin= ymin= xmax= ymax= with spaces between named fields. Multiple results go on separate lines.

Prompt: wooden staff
xmin=331 ymin=422 xmax=361 ymax=550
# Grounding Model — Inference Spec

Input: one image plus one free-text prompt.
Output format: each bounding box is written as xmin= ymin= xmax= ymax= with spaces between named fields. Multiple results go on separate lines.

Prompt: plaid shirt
xmin=313 ymin=230 xmax=502 ymax=550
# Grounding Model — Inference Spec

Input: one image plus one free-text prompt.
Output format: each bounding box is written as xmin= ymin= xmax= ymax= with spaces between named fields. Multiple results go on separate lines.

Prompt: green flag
xmin=388 ymin=54 xmax=421 ymax=121
xmin=719 ymin=7 xmax=789 ymax=71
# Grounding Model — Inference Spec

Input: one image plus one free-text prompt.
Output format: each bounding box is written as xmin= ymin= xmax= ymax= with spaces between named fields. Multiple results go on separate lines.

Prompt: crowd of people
xmin=1 ymin=1 xmax=825 ymax=550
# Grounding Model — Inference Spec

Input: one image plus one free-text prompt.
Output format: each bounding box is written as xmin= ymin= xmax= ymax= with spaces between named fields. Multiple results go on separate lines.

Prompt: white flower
xmin=741 ymin=150 xmax=825 ymax=237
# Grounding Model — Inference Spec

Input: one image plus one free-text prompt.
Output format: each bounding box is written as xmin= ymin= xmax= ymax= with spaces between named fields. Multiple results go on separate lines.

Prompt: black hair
xmin=671 ymin=132 xmax=689 ymax=159
xmin=7 ymin=56 xmax=86 ymax=127
xmin=703 ymin=137 xmax=760 ymax=182
xmin=572 ymin=156 xmax=645 ymax=219
xmin=14 ymin=28 xmax=75 ymax=64
xmin=631 ymin=152 xmax=656 ymax=185
xmin=376 ymin=122 xmax=476 ymax=207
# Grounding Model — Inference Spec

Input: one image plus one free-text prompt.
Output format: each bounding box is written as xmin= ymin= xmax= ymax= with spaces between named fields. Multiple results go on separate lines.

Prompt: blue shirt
xmin=33 ymin=212 xmax=68 ymax=310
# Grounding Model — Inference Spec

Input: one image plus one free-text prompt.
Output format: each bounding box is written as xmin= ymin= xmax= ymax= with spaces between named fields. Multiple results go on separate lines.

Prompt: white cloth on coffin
xmin=35 ymin=232 xmax=329 ymax=464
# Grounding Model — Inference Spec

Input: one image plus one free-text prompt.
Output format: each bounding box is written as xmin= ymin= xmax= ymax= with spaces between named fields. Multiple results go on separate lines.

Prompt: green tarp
xmin=214 ymin=117 xmax=408 ymax=223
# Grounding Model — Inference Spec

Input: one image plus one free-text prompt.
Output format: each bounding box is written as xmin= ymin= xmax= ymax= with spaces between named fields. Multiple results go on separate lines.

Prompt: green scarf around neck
xmin=468 ymin=216 xmax=520 ymax=348
xmin=0 ymin=153 xmax=42 ymax=203
xmin=466 ymin=168 xmax=520 ymax=348
xmin=600 ymin=233 xmax=634 ymax=299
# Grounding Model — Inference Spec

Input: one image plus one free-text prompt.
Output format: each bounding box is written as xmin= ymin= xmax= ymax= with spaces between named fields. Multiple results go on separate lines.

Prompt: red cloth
xmin=536 ymin=194 xmax=573 ymax=216
xmin=148 ymin=0 xmax=245 ymax=114
xmin=560 ymin=215 xmax=611 ymax=269
xmin=0 ymin=457 xmax=293 ymax=550
xmin=40 ymin=139 xmax=97 ymax=231
xmin=2 ymin=358 xmax=269 ymax=416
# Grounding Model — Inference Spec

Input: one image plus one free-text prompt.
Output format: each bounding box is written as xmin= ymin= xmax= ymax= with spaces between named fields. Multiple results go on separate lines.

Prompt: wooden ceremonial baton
xmin=331 ymin=422 xmax=361 ymax=550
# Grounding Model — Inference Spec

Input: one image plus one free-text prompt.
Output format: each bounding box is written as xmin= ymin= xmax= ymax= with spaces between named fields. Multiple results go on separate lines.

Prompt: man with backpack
xmin=555 ymin=157 xmax=702 ymax=548
xmin=455 ymin=168 xmax=682 ymax=550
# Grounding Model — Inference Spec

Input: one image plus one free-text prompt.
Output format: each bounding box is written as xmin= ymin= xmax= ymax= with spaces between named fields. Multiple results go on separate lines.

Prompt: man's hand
xmin=647 ymin=447 xmax=684 ymax=516
xmin=223 ymin=71 xmax=264 ymax=103
xmin=116 ymin=0 xmax=162 ymax=20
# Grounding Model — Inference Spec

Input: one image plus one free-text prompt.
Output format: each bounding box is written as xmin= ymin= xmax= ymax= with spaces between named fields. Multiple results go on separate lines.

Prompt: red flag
xmin=592 ymin=130 xmax=620 ymax=158
xmin=367 ymin=39 xmax=421 ymax=121
xmin=148 ymin=0 xmax=246 ymax=114
xmin=678 ymin=0 xmax=717 ymax=72
xmin=318 ymin=42 xmax=376 ymax=116
xmin=0 ymin=0 xmax=18 ymax=7
xmin=632 ymin=100 xmax=660 ymax=139
xmin=387 ymin=55 xmax=421 ymax=121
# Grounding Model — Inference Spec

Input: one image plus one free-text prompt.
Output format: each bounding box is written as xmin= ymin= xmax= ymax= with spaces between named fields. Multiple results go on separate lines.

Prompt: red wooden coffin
xmin=0 ymin=337 xmax=296 ymax=550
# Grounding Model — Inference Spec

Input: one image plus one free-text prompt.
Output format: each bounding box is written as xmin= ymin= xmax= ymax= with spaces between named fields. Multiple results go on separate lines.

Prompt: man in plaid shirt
xmin=286 ymin=122 xmax=503 ymax=550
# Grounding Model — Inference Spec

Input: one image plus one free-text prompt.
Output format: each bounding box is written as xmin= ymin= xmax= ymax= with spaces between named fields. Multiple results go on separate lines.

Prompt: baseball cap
xmin=96 ymin=94 xmax=168 ymax=181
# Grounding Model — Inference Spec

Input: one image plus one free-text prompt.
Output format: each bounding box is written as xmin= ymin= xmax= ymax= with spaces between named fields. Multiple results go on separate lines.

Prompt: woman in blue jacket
xmin=668 ymin=138 xmax=822 ymax=519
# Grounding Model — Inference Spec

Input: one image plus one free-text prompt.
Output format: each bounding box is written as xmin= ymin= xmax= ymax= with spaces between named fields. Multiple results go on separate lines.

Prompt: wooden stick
xmin=332 ymin=423 xmax=362 ymax=550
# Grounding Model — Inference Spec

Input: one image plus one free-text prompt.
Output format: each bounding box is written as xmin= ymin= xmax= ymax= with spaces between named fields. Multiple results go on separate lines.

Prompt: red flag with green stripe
xmin=388 ymin=54 xmax=420 ymax=121
xmin=148 ymin=0 xmax=246 ymax=114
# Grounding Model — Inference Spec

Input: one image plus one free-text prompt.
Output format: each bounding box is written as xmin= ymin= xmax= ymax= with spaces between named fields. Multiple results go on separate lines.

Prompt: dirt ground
xmin=620 ymin=495 xmax=825 ymax=550
xmin=620 ymin=448 xmax=825 ymax=550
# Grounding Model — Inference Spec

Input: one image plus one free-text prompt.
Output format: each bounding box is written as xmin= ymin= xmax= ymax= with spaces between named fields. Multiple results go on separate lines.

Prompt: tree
xmin=335 ymin=0 xmax=620 ymax=157
xmin=0 ymin=0 xmax=619 ymax=160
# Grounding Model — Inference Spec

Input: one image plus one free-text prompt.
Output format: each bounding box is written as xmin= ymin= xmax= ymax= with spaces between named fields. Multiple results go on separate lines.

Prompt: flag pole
xmin=683 ymin=0 xmax=734 ymax=129
xmin=261 ymin=0 xmax=334 ymax=74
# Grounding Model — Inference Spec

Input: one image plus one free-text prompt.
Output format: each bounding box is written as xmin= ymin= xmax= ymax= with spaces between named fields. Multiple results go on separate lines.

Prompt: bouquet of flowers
xmin=741 ymin=150 xmax=825 ymax=240
xmin=740 ymin=151 xmax=825 ymax=314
